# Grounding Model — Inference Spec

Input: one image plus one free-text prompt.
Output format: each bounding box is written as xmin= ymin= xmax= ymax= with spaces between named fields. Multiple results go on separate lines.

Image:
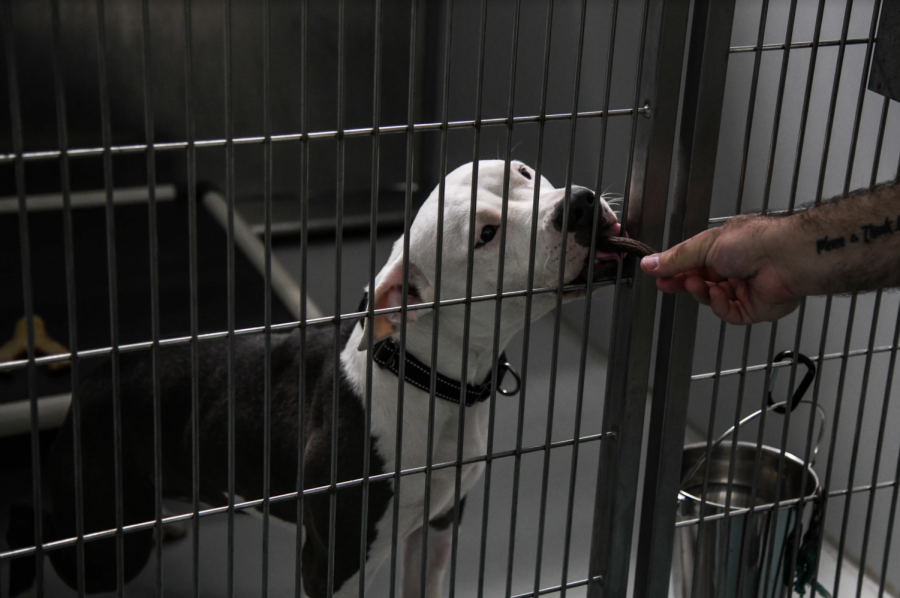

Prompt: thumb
xmin=640 ymin=229 xmax=719 ymax=278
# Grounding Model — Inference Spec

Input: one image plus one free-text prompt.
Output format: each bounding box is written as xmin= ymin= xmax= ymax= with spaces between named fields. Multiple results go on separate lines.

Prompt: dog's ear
xmin=358 ymin=258 xmax=432 ymax=351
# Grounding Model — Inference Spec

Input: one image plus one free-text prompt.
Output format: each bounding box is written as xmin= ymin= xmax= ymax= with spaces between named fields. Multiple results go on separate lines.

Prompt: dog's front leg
xmin=401 ymin=522 xmax=453 ymax=598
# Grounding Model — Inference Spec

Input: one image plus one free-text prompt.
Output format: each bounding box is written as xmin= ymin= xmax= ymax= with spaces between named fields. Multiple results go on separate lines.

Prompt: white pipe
xmin=0 ymin=394 xmax=71 ymax=438
xmin=202 ymin=191 xmax=322 ymax=321
xmin=0 ymin=185 xmax=177 ymax=214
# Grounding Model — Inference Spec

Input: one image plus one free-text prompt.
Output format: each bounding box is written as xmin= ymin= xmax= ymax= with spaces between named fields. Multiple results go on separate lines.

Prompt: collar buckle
xmin=373 ymin=337 xmax=400 ymax=369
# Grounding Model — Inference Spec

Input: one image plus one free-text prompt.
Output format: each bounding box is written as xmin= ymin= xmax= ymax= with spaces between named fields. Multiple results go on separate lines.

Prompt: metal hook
xmin=768 ymin=350 xmax=816 ymax=413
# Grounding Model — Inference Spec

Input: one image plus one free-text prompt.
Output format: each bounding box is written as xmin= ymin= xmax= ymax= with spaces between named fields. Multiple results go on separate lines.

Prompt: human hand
xmin=639 ymin=216 xmax=801 ymax=325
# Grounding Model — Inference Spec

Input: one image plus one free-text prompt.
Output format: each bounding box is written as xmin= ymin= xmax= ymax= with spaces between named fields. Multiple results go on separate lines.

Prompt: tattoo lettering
xmin=861 ymin=217 xmax=893 ymax=242
xmin=816 ymin=236 xmax=845 ymax=254
xmin=816 ymin=216 xmax=896 ymax=254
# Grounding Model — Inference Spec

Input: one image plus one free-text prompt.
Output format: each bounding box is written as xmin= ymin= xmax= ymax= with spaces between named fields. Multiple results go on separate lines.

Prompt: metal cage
xmin=0 ymin=0 xmax=898 ymax=597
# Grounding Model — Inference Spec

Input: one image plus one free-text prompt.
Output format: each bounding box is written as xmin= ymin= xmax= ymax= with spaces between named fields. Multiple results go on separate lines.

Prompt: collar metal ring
xmin=498 ymin=362 xmax=521 ymax=396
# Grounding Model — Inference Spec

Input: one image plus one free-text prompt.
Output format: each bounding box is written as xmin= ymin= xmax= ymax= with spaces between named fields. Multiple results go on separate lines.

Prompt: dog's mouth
xmin=568 ymin=222 xmax=623 ymax=290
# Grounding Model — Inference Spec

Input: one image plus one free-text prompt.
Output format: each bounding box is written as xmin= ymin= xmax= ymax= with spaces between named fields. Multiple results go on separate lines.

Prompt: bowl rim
xmin=677 ymin=440 xmax=820 ymax=510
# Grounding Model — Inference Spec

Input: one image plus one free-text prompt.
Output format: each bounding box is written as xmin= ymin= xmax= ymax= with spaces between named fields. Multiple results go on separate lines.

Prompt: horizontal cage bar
xmin=0 ymin=278 xmax=620 ymax=373
xmin=674 ymin=477 xmax=900 ymax=529
xmin=0 ymin=431 xmax=611 ymax=559
xmin=0 ymin=107 xmax=646 ymax=164
xmin=728 ymin=36 xmax=872 ymax=53
xmin=690 ymin=342 xmax=900 ymax=381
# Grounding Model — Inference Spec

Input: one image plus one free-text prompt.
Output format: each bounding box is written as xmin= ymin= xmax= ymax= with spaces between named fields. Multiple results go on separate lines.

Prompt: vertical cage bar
xmin=561 ymin=1 xmax=622 ymax=592
xmin=591 ymin=0 xmax=658 ymax=582
xmin=181 ymin=0 xmax=202 ymax=595
xmin=855 ymin=299 xmax=900 ymax=596
xmin=686 ymin=318 xmax=727 ymax=598
xmin=294 ymin=0 xmax=309 ymax=593
xmin=560 ymin=3 xmax=624 ymax=594
xmin=388 ymin=0 xmax=420 ymax=593
xmin=715 ymin=325 xmax=753 ymax=591
xmin=448 ymin=0 xmax=492 ymax=591
xmin=49 ymin=0 xmax=87 ymax=591
xmin=733 ymin=0 xmax=776 ymax=215
xmin=732 ymin=318 xmax=778 ymax=597
xmin=92 ymin=0 xmax=126 ymax=592
xmin=850 ymin=94 xmax=892 ymax=595
xmin=786 ymin=4 xmax=885 ymax=590
xmin=261 ymin=0 xmax=273 ymax=593
xmin=631 ymin=3 xmax=736 ymax=598
xmin=2 ymin=1 xmax=44 ymax=594
xmin=419 ymin=0 xmax=456 ymax=594
xmin=877 ymin=436 xmax=900 ymax=598
xmin=832 ymin=290 xmax=883 ymax=592
xmin=839 ymin=0 xmax=882 ymax=199
xmin=813 ymin=0 xmax=857 ymax=209
xmin=476 ymin=2 xmax=523 ymax=595
xmin=807 ymin=2 xmax=876 ymax=592
xmin=768 ymin=0 xmax=826 ymax=215
xmin=223 ymin=0 xmax=237 ymax=593
xmin=756 ymin=9 xmax=854 ymax=563
xmin=810 ymin=291 xmax=859 ymax=594
xmin=726 ymin=2 xmax=803 ymax=587
xmin=326 ymin=0 xmax=346 ymax=594
xmin=503 ymin=0 xmax=556 ymax=592
xmin=759 ymin=304 xmax=807 ymax=594
xmin=358 ymin=0 xmax=382 ymax=593
xmin=883 ymin=138 xmax=900 ymax=598
xmin=586 ymin=0 xmax=691 ymax=595
xmin=532 ymin=0 xmax=590 ymax=593
xmin=137 ymin=0 xmax=164 ymax=594
xmin=828 ymin=49 xmax=890 ymax=579
xmin=738 ymin=2 xmax=832 ymax=590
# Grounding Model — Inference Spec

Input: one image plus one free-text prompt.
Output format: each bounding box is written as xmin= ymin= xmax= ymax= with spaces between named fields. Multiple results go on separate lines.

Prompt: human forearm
xmin=641 ymin=179 xmax=900 ymax=325
xmin=769 ymin=180 xmax=900 ymax=297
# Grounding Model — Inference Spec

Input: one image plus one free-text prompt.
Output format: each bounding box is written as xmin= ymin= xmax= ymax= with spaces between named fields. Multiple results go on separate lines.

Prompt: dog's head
xmin=361 ymin=160 xmax=621 ymax=349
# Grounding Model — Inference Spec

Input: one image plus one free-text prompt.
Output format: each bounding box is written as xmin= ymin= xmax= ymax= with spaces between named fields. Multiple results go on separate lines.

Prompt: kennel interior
xmin=1 ymin=0 xmax=899 ymax=596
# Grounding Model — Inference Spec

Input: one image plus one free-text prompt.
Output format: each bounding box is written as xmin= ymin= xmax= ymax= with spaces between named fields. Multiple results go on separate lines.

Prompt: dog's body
xmin=21 ymin=161 xmax=620 ymax=597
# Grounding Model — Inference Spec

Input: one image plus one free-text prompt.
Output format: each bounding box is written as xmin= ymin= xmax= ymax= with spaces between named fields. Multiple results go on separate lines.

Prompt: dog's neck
xmin=342 ymin=312 xmax=512 ymax=393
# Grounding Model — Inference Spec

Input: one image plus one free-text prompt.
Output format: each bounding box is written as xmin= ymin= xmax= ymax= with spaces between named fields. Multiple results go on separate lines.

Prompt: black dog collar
xmin=358 ymin=293 xmax=520 ymax=406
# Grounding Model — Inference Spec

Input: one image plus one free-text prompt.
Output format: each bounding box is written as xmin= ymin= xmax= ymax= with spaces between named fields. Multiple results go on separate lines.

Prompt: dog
xmin=9 ymin=160 xmax=621 ymax=597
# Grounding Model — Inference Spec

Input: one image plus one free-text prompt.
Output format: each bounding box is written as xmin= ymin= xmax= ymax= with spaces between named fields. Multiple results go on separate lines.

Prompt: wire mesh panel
xmin=0 ymin=1 xmax=679 ymax=598
xmin=640 ymin=1 xmax=900 ymax=597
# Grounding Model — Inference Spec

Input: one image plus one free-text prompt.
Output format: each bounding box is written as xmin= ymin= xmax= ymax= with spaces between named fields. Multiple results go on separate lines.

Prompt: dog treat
xmin=595 ymin=235 xmax=657 ymax=258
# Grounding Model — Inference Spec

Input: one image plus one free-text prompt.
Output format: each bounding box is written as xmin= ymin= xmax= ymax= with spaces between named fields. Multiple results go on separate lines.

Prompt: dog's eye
xmin=519 ymin=166 xmax=532 ymax=180
xmin=480 ymin=225 xmax=497 ymax=245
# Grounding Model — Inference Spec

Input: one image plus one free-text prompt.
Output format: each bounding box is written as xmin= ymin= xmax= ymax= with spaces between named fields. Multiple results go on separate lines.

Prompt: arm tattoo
xmin=815 ymin=216 xmax=895 ymax=254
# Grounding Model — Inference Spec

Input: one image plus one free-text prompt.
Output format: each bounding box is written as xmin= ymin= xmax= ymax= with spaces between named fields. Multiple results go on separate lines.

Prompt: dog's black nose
xmin=550 ymin=186 xmax=598 ymax=235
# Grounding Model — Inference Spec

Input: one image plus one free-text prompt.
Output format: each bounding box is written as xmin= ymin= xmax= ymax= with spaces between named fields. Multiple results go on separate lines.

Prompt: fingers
xmin=656 ymin=274 xmax=754 ymax=325
xmin=656 ymin=274 xmax=716 ymax=306
xmin=641 ymin=229 xmax=719 ymax=278
xmin=708 ymin=283 xmax=751 ymax=325
xmin=654 ymin=268 xmax=721 ymax=299
xmin=684 ymin=276 xmax=712 ymax=306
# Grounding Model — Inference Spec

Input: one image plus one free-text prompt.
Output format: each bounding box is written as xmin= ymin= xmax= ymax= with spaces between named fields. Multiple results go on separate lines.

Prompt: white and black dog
xmin=14 ymin=160 xmax=621 ymax=597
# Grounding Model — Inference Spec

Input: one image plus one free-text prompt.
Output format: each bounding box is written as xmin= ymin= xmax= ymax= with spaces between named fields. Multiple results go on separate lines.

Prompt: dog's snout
xmin=550 ymin=186 xmax=600 ymax=235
